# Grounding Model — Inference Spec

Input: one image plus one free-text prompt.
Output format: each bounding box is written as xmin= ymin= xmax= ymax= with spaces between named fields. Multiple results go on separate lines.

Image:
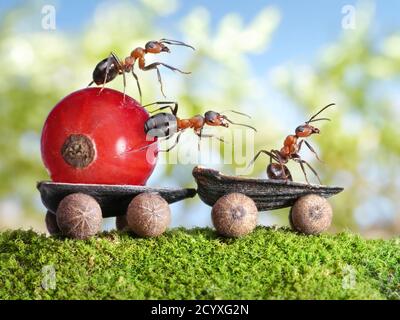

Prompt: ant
xmin=88 ymin=39 xmax=195 ymax=102
xmin=248 ymin=103 xmax=335 ymax=184
xmin=128 ymin=101 xmax=257 ymax=153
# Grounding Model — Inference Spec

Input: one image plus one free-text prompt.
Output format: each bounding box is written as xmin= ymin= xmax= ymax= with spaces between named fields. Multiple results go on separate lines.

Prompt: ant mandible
xmin=88 ymin=39 xmax=195 ymax=102
xmin=127 ymin=101 xmax=257 ymax=153
xmin=248 ymin=103 xmax=335 ymax=184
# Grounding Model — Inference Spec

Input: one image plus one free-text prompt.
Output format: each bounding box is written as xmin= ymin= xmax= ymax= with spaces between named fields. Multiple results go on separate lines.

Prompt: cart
xmin=193 ymin=165 xmax=344 ymax=234
xmin=37 ymin=181 xmax=196 ymax=237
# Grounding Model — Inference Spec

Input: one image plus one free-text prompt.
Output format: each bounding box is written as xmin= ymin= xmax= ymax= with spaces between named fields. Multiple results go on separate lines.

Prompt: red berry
xmin=41 ymin=87 xmax=158 ymax=185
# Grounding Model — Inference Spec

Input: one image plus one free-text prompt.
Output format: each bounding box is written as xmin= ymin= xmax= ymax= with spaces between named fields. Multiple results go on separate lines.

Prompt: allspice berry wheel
xmin=127 ymin=193 xmax=171 ymax=237
xmin=45 ymin=211 xmax=60 ymax=236
xmin=56 ymin=193 xmax=102 ymax=239
xmin=290 ymin=194 xmax=332 ymax=235
xmin=211 ymin=193 xmax=258 ymax=237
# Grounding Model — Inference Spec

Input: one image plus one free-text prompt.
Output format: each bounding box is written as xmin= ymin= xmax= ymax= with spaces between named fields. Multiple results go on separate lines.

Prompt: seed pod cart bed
xmin=37 ymin=181 xmax=196 ymax=238
xmin=192 ymin=166 xmax=344 ymax=235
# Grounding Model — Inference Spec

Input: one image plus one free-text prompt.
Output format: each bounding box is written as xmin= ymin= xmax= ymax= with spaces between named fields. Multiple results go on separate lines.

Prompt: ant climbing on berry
xmin=248 ymin=103 xmax=335 ymax=184
xmin=88 ymin=39 xmax=195 ymax=102
xmin=127 ymin=101 xmax=257 ymax=153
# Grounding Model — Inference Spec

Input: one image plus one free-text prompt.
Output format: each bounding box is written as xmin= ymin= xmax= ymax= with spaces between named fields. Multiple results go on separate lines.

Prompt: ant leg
xmin=247 ymin=150 xmax=279 ymax=168
xmin=271 ymin=149 xmax=283 ymax=161
xmin=155 ymin=68 xmax=165 ymax=98
xmin=99 ymin=53 xmax=114 ymax=94
xmin=143 ymin=102 xmax=178 ymax=115
xmin=143 ymin=62 xmax=191 ymax=75
xmin=143 ymin=101 xmax=177 ymax=107
xmin=131 ymin=67 xmax=142 ymax=104
xmin=197 ymin=129 xmax=225 ymax=142
xmin=293 ymin=158 xmax=321 ymax=184
xmin=302 ymin=159 xmax=322 ymax=184
xmin=197 ymin=129 xmax=202 ymax=151
xmin=121 ymin=70 xmax=127 ymax=102
xmin=149 ymin=105 xmax=175 ymax=114
xmin=159 ymin=131 xmax=183 ymax=152
xmin=101 ymin=53 xmax=116 ymax=92
xmin=196 ymin=130 xmax=225 ymax=151
xmin=298 ymin=139 xmax=303 ymax=152
xmin=119 ymin=141 xmax=154 ymax=154
xmin=111 ymin=52 xmax=127 ymax=101
xmin=142 ymin=62 xmax=191 ymax=98
xmin=122 ymin=135 xmax=173 ymax=154
xmin=302 ymin=140 xmax=322 ymax=162
xmin=197 ymin=133 xmax=225 ymax=143
xmin=296 ymin=159 xmax=310 ymax=184
xmin=198 ymin=132 xmax=201 ymax=151
xmin=88 ymin=81 xmax=94 ymax=87
xmin=143 ymin=64 xmax=166 ymax=97
xmin=99 ymin=52 xmax=122 ymax=95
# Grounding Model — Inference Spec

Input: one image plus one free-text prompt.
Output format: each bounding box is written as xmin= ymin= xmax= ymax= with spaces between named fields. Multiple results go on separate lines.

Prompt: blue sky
xmin=2 ymin=0 xmax=399 ymax=72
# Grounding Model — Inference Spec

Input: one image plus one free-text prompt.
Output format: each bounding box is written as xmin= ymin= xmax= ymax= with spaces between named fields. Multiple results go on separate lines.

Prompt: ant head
xmin=295 ymin=124 xmax=320 ymax=137
xmin=204 ymin=111 xmax=228 ymax=127
xmin=144 ymin=39 xmax=195 ymax=54
xmin=145 ymin=41 xmax=170 ymax=54
xmin=295 ymin=103 xmax=335 ymax=137
xmin=204 ymin=110 xmax=257 ymax=131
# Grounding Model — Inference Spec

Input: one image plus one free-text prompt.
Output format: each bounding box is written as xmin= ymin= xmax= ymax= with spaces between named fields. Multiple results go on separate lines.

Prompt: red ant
xmin=128 ymin=101 xmax=257 ymax=153
xmin=88 ymin=39 xmax=195 ymax=102
xmin=249 ymin=103 xmax=335 ymax=184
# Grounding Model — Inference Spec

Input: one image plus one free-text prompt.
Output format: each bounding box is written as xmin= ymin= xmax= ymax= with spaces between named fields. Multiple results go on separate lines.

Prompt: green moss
xmin=0 ymin=227 xmax=399 ymax=300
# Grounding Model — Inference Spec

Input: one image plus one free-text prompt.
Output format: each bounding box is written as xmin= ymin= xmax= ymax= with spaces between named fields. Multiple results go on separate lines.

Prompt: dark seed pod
xmin=45 ymin=211 xmax=60 ymax=236
xmin=56 ymin=193 xmax=102 ymax=239
xmin=127 ymin=193 xmax=171 ymax=237
xmin=116 ymin=215 xmax=130 ymax=232
xmin=211 ymin=193 xmax=258 ymax=237
xmin=290 ymin=194 xmax=332 ymax=235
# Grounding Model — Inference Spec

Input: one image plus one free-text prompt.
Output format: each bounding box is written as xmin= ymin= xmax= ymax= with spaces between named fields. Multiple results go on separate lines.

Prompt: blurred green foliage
xmin=0 ymin=1 xmax=399 ymax=237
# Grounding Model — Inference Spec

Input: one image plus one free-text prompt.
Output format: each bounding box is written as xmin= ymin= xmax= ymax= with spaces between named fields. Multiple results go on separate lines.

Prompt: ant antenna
xmin=306 ymin=103 xmax=335 ymax=124
xmin=220 ymin=110 xmax=252 ymax=119
xmin=224 ymin=118 xmax=257 ymax=132
xmin=159 ymin=39 xmax=195 ymax=50
xmin=307 ymin=117 xmax=331 ymax=123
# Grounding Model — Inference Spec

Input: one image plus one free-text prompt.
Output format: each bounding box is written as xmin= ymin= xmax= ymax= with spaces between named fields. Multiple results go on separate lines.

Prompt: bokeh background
xmin=1 ymin=0 xmax=400 ymax=238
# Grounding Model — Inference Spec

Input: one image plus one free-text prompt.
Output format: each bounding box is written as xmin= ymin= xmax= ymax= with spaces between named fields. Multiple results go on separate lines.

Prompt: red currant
xmin=41 ymin=87 xmax=158 ymax=185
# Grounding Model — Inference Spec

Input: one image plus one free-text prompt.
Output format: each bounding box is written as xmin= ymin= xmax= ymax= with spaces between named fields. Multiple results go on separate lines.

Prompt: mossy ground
xmin=0 ymin=227 xmax=399 ymax=300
